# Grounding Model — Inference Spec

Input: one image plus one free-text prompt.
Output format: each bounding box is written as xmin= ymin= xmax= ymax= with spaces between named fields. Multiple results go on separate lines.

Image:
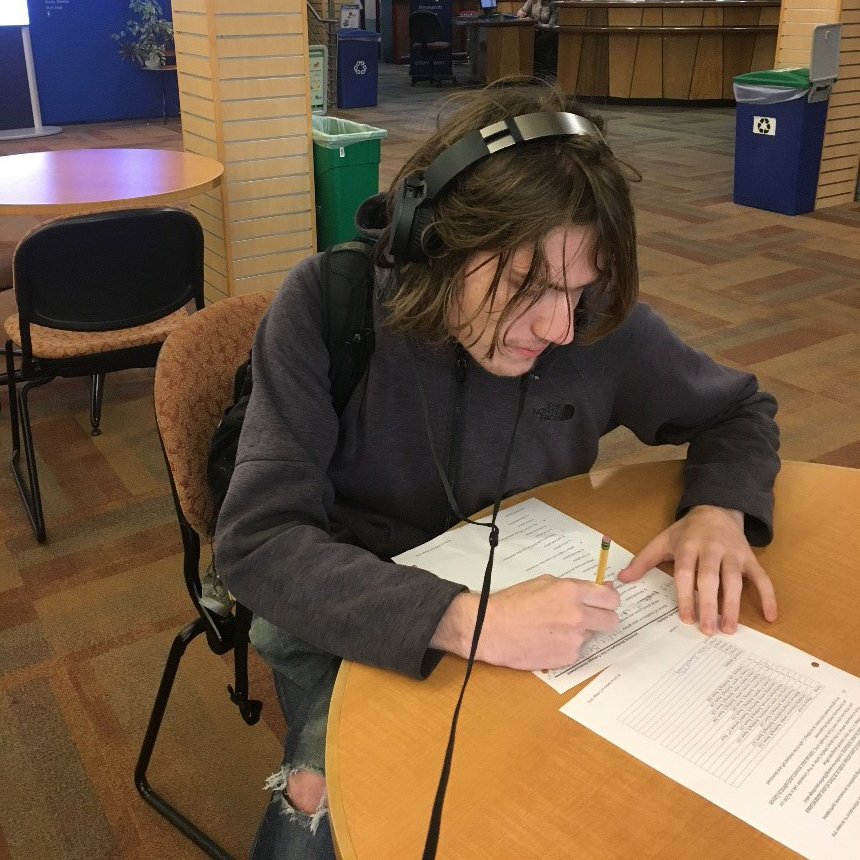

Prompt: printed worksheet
xmin=562 ymin=623 xmax=860 ymax=859
xmin=393 ymin=498 xmax=679 ymax=692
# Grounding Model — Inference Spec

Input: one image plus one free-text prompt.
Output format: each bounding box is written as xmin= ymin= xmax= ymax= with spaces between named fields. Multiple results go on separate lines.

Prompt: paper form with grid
xmin=562 ymin=623 xmax=860 ymax=859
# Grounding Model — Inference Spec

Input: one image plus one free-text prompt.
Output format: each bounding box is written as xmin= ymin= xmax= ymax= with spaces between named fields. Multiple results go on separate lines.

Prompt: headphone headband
xmin=388 ymin=110 xmax=607 ymax=264
xmin=424 ymin=112 xmax=605 ymax=198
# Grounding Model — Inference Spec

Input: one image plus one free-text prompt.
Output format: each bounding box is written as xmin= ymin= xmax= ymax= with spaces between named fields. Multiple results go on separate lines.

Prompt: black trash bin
xmin=337 ymin=29 xmax=382 ymax=109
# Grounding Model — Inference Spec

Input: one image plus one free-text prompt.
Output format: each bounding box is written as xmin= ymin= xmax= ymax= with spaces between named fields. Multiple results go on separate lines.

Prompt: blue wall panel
xmin=26 ymin=0 xmax=179 ymax=125
xmin=0 ymin=27 xmax=34 ymax=129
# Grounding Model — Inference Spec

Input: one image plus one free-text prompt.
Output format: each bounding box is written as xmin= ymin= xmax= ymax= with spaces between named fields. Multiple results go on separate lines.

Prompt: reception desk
xmin=554 ymin=0 xmax=780 ymax=101
xmin=456 ymin=17 xmax=537 ymax=83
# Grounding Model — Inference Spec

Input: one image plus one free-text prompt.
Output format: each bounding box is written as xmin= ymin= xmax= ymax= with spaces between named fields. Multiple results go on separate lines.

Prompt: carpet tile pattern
xmin=0 ymin=64 xmax=858 ymax=857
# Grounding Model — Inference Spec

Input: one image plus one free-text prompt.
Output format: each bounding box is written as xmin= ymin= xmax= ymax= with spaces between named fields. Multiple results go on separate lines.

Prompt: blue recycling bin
xmin=733 ymin=68 xmax=829 ymax=216
xmin=337 ymin=29 xmax=382 ymax=109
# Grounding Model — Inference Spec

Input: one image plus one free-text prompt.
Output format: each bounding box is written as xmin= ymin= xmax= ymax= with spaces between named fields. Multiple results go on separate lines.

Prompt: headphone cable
xmin=408 ymin=345 xmax=531 ymax=859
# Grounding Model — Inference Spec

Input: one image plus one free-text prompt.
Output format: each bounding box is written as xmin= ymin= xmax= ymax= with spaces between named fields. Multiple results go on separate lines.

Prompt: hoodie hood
xmin=354 ymin=192 xmax=389 ymax=243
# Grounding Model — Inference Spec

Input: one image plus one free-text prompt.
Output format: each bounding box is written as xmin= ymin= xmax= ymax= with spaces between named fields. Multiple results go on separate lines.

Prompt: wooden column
xmin=777 ymin=0 xmax=860 ymax=209
xmin=172 ymin=0 xmax=317 ymax=302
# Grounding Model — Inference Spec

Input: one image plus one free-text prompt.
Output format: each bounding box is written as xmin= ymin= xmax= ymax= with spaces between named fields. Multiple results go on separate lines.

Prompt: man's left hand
xmin=616 ymin=505 xmax=778 ymax=635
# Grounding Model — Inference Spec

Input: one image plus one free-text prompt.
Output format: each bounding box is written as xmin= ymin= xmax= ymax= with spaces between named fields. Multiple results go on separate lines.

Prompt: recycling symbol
xmin=756 ymin=117 xmax=772 ymax=134
xmin=354 ymin=60 xmax=368 ymax=75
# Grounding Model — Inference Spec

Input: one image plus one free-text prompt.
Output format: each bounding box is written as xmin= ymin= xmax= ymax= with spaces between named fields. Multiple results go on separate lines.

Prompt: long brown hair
xmin=377 ymin=78 xmax=639 ymax=350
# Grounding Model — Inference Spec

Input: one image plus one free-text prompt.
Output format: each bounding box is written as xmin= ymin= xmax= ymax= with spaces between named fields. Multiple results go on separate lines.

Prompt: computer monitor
xmin=479 ymin=0 xmax=499 ymax=13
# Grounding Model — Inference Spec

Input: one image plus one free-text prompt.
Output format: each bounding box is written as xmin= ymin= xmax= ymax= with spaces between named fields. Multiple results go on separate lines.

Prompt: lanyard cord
xmin=408 ymin=346 xmax=531 ymax=860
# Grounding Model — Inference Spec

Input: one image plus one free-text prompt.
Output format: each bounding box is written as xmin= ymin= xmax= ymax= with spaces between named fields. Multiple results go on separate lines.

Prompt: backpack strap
xmin=323 ymin=241 xmax=377 ymax=416
xmin=207 ymin=241 xmax=377 ymax=528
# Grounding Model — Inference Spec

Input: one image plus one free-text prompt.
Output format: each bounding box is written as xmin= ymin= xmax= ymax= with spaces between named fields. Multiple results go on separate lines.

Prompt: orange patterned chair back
xmin=153 ymin=291 xmax=276 ymax=538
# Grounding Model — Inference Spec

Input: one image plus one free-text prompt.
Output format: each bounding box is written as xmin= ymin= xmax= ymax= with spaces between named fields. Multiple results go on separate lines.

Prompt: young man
xmin=215 ymin=81 xmax=779 ymax=858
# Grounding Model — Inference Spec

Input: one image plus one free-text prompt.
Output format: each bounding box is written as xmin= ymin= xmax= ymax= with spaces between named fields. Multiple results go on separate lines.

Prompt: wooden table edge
xmin=0 ymin=175 xmax=223 ymax=216
xmin=327 ymin=659 xmax=356 ymax=860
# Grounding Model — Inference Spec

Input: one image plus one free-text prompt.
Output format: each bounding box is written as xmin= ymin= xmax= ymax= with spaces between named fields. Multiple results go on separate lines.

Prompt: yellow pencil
xmin=595 ymin=535 xmax=611 ymax=585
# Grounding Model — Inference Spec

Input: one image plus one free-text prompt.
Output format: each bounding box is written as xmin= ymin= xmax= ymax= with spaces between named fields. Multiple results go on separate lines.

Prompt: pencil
xmin=595 ymin=535 xmax=611 ymax=585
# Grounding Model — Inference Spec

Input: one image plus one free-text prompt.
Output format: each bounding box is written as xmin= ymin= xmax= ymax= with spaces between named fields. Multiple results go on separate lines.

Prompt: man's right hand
xmin=430 ymin=575 xmax=620 ymax=670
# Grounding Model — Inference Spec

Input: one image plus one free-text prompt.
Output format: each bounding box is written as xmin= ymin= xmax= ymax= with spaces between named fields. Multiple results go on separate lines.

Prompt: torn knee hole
xmin=286 ymin=769 xmax=327 ymax=814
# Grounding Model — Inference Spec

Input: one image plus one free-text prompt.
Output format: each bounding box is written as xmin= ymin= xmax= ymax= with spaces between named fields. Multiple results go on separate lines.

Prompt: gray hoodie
xmin=215 ymin=209 xmax=779 ymax=680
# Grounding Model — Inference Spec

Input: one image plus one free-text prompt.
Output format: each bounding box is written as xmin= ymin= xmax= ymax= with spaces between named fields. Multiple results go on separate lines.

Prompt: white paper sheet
xmin=561 ymin=623 xmax=860 ymax=859
xmin=394 ymin=498 xmax=679 ymax=692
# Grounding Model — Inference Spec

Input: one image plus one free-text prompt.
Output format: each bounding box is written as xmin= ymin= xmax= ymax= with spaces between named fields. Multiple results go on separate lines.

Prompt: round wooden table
xmin=327 ymin=459 xmax=860 ymax=858
xmin=0 ymin=148 xmax=223 ymax=215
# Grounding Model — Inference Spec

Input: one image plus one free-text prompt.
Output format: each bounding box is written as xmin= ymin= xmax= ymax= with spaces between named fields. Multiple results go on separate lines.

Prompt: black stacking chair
xmin=409 ymin=10 xmax=457 ymax=87
xmin=3 ymin=207 xmax=204 ymax=542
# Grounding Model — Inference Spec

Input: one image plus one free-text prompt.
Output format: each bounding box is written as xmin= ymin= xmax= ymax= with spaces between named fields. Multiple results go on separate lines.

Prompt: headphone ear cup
xmin=388 ymin=173 xmax=433 ymax=264
xmin=408 ymin=205 xmax=437 ymax=264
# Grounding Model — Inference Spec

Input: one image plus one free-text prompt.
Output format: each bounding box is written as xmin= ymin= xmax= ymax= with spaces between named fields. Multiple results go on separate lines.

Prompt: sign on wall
xmin=309 ymin=44 xmax=328 ymax=114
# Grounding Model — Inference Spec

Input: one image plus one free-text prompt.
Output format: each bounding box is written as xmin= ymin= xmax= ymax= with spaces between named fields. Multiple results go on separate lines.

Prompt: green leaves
xmin=110 ymin=0 xmax=174 ymax=68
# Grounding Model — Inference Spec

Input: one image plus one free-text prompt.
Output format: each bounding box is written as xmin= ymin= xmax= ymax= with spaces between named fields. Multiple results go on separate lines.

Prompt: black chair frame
xmin=134 ymin=467 xmax=262 ymax=859
xmin=5 ymin=342 xmax=163 ymax=541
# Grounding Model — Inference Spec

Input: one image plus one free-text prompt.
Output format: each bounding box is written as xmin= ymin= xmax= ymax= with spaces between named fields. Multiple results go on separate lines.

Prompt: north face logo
xmin=533 ymin=402 xmax=575 ymax=421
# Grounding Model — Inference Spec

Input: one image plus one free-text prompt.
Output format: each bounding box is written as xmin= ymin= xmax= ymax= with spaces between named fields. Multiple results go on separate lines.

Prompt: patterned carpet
xmin=0 ymin=63 xmax=858 ymax=859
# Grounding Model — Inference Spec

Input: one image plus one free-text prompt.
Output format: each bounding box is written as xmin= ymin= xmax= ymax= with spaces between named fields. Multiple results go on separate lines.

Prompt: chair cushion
xmin=413 ymin=40 xmax=450 ymax=51
xmin=153 ymin=291 xmax=275 ymax=537
xmin=4 ymin=308 xmax=190 ymax=359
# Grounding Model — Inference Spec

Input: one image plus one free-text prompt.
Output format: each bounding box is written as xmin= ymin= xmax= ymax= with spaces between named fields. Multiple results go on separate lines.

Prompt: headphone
xmin=387 ymin=111 xmax=607 ymax=265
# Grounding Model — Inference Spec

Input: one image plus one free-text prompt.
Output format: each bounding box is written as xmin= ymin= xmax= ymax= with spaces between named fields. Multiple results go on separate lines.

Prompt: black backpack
xmin=206 ymin=240 xmax=377 ymax=525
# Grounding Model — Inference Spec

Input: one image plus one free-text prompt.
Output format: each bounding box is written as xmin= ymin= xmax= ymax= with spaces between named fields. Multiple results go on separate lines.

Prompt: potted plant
xmin=112 ymin=0 xmax=175 ymax=69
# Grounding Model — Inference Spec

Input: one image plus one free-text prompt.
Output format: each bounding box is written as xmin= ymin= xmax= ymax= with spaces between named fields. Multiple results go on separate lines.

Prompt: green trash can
xmin=311 ymin=116 xmax=387 ymax=251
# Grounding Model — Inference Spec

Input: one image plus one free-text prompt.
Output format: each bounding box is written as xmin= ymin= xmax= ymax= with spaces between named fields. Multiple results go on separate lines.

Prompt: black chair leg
xmin=6 ymin=343 xmax=53 ymax=543
xmin=135 ymin=616 xmax=235 ymax=860
xmin=228 ymin=604 xmax=263 ymax=727
xmin=90 ymin=373 xmax=104 ymax=436
xmin=4 ymin=340 xmax=16 ymax=436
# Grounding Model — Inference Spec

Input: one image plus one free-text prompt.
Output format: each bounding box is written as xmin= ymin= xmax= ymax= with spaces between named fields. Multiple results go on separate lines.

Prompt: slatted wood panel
xmin=555 ymin=3 xmax=777 ymax=100
xmin=173 ymin=0 xmax=316 ymax=302
xmin=777 ymin=0 xmax=860 ymax=208
xmin=485 ymin=24 xmax=536 ymax=80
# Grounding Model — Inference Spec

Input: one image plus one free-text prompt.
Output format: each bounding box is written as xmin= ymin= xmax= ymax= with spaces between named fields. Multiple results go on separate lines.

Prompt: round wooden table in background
xmin=0 ymin=148 xmax=223 ymax=215
xmin=327 ymin=459 xmax=860 ymax=858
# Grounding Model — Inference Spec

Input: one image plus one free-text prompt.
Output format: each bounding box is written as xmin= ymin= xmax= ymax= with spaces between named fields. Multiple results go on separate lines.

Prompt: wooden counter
xmin=554 ymin=0 xmax=780 ymax=101
xmin=456 ymin=17 xmax=537 ymax=83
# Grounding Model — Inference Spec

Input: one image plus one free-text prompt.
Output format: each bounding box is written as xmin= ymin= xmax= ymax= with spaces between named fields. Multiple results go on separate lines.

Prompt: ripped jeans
xmin=249 ymin=616 xmax=340 ymax=860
